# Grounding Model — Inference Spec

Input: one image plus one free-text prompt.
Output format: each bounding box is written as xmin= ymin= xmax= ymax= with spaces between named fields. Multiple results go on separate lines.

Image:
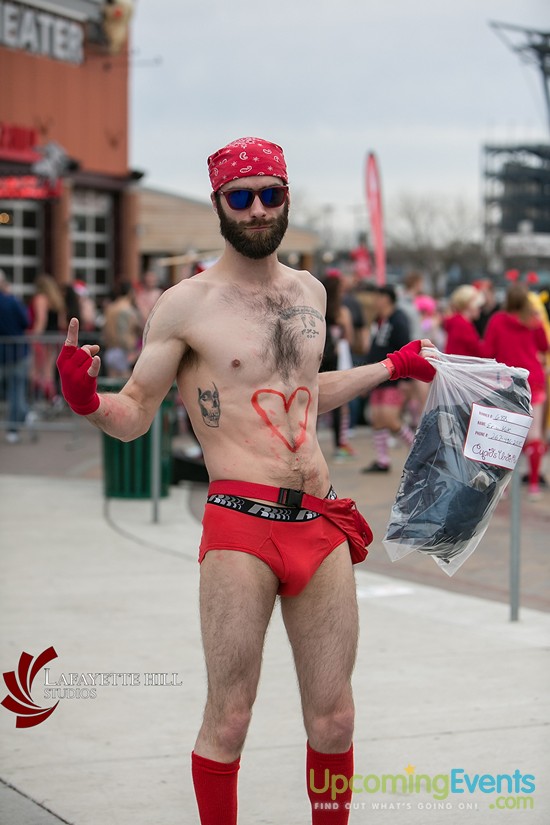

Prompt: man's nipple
xmin=231 ymin=359 xmax=241 ymax=368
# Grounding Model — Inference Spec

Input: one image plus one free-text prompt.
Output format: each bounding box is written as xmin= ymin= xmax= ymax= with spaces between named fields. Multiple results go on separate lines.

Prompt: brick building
xmin=0 ymin=0 xmax=139 ymax=298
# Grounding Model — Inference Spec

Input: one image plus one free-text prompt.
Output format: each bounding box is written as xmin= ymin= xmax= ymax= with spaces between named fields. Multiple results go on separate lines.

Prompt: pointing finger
xmin=65 ymin=317 xmax=80 ymax=348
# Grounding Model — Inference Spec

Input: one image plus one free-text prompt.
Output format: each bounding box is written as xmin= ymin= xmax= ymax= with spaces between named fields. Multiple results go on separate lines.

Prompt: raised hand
xmin=56 ymin=318 xmax=101 ymax=415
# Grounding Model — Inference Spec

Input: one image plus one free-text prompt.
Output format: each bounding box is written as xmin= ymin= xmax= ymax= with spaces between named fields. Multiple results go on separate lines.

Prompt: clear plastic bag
xmin=382 ymin=350 xmax=533 ymax=576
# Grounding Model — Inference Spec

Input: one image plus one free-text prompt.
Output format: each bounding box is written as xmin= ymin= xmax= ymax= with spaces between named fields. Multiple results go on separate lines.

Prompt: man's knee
xmin=207 ymin=703 xmax=253 ymax=754
xmin=307 ymin=706 xmax=355 ymax=753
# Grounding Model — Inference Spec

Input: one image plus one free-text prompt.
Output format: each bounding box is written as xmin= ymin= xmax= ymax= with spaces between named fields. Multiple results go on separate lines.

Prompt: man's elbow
xmin=119 ymin=418 xmax=153 ymax=442
xmin=118 ymin=431 xmax=140 ymax=443
xmin=92 ymin=404 xmax=154 ymax=443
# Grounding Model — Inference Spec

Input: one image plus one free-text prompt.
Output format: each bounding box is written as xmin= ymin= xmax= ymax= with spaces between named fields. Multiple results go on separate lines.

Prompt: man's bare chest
xmin=189 ymin=286 xmax=326 ymax=383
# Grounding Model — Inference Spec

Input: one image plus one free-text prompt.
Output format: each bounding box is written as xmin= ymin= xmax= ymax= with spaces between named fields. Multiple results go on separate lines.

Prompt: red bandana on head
xmin=207 ymin=136 xmax=288 ymax=192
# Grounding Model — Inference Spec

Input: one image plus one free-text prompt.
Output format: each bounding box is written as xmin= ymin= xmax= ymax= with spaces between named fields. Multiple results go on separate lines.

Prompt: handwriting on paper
xmin=463 ymin=403 xmax=532 ymax=470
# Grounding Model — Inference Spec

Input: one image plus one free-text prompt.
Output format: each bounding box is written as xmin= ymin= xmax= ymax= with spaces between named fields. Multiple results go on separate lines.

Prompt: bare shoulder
xmin=284 ymin=265 xmax=326 ymax=308
xmin=142 ymin=277 xmax=213 ymax=343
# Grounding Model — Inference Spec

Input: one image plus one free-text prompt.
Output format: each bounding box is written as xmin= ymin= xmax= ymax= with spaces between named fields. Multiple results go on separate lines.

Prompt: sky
xmin=129 ymin=0 xmax=549 ymax=244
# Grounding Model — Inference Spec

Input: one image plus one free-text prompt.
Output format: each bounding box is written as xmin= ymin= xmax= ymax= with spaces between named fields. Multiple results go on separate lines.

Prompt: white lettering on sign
xmin=0 ymin=1 xmax=83 ymax=64
xmin=463 ymin=402 xmax=532 ymax=470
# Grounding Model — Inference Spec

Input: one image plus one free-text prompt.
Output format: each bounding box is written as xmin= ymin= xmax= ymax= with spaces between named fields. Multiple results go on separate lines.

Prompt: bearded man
xmin=56 ymin=136 xmax=435 ymax=824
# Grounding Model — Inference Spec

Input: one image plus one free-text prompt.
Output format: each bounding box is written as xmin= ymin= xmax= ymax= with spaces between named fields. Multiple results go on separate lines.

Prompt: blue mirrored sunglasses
xmin=219 ymin=185 xmax=289 ymax=211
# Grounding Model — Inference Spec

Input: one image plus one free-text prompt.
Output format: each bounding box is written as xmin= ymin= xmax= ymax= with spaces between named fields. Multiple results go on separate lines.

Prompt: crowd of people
xmin=1 ymin=262 xmax=549 ymax=497
xmin=0 ymin=268 xmax=163 ymax=442
xmin=319 ymin=268 xmax=550 ymax=499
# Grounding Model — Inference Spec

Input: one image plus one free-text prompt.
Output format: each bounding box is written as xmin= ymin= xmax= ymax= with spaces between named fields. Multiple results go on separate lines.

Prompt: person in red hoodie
xmin=443 ymin=284 xmax=485 ymax=357
xmin=484 ymin=282 xmax=549 ymax=498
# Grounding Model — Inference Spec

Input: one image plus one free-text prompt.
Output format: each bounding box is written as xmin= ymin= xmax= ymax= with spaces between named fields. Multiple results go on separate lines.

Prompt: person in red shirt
xmin=443 ymin=284 xmax=485 ymax=357
xmin=484 ymin=282 xmax=549 ymax=498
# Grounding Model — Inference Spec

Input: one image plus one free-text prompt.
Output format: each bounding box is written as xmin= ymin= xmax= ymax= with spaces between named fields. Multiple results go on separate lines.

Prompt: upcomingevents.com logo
xmin=1 ymin=646 xmax=59 ymax=728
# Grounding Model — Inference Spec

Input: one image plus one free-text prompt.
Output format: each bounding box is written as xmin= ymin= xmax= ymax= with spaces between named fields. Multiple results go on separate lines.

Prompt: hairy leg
xmin=525 ymin=403 xmax=547 ymax=491
xmin=280 ymin=543 xmax=358 ymax=752
xmin=527 ymin=402 xmax=545 ymax=443
xmin=377 ymin=402 xmax=405 ymax=433
xmin=195 ymin=550 xmax=279 ymax=762
xmin=402 ymin=378 xmax=430 ymax=427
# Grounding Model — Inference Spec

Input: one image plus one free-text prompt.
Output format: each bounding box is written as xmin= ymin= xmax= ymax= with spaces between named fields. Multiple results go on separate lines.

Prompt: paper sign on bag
xmin=463 ymin=403 xmax=533 ymax=470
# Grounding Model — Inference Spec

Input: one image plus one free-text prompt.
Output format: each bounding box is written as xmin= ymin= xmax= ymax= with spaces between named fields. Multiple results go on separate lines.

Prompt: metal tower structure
xmin=490 ymin=21 xmax=550 ymax=135
xmin=481 ymin=22 xmax=550 ymax=279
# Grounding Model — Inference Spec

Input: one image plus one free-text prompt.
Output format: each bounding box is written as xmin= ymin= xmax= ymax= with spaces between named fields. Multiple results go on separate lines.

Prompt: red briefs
xmin=199 ymin=481 xmax=373 ymax=597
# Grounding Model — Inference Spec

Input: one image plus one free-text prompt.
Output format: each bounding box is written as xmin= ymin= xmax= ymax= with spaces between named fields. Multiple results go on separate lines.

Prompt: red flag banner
xmin=365 ymin=153 xmax=386 ymax=286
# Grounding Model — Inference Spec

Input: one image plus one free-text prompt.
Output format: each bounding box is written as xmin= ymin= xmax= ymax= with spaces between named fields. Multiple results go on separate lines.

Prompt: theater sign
xmin=0 ymin=1 xmax=84 ymax=64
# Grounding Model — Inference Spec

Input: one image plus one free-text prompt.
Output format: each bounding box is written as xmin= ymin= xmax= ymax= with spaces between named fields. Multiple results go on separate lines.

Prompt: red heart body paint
xmin=251 ymin=387 xmax=311 ymax=452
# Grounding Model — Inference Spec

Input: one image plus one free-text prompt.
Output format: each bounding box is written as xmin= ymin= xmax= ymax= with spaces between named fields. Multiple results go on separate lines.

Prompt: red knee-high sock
xmin=525 ymin=440 xmax=546 ymax=486
xmin=307 ymin=741 xmax=354 ymax=824
xmin=191 ymin=751 xmax=240 ymax=825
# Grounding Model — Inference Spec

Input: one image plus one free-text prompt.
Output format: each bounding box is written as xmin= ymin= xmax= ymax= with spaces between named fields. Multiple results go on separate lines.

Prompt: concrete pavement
xmin=0 ymin=423 xmax=549 ymax=823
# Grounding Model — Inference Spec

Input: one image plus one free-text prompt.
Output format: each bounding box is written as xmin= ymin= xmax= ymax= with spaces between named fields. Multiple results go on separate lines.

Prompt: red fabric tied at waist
xmin=207 ymin=480 xmax=373 ymax=565
xmin=315 ymin=496 xmax=373 ymax=564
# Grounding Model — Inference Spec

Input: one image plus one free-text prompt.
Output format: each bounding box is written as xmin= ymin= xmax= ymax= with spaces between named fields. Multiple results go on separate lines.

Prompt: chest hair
xmin=224 ymin=283 xmax=320 ymax=383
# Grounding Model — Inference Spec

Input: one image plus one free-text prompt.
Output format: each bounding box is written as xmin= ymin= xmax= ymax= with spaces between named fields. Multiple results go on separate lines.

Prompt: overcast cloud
xmin=130 ymin=0 xmax=549 ymax=240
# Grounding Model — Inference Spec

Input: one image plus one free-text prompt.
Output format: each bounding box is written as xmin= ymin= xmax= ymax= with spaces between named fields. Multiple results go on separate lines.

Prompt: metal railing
xmin=0 ymin=333 xmax=97 ymax=439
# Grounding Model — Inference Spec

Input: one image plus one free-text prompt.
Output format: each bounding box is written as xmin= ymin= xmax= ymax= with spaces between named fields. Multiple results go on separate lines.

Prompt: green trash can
xmin=99 ymin=380 xmax=175 ymax=499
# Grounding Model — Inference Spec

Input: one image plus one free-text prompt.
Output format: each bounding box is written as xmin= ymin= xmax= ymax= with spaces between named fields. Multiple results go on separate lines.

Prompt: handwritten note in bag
xmin=463 ymin=403 xmax=533 ymax=470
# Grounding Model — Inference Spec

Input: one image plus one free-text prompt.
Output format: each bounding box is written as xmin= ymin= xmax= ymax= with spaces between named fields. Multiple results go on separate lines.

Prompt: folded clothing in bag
xmin=383 ymin=352 xmax=532 ymax=575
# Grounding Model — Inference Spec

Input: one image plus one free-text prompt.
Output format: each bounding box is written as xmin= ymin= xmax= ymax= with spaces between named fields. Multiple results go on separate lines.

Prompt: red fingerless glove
xmin=56 ymin=345 xmax=100 ymax=415
xmin=386 ymin=340 xmax=436 ymax=383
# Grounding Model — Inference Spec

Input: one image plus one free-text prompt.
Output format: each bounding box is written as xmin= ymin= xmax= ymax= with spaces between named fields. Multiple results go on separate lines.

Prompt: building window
xmin=71 ymin=190 xmax=113 ymax=296
xmin=0 ymin=201 xmax=43 ymax=296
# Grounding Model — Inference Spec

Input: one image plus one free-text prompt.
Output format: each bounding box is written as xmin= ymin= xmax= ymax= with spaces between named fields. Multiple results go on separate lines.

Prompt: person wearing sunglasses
xmin=56 ymin=135 xmax=436 ymax=825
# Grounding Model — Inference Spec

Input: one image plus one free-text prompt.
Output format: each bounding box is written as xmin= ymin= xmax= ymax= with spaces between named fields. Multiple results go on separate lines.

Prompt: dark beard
xmin=217 ymin=200 xmax=289 ymax=260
